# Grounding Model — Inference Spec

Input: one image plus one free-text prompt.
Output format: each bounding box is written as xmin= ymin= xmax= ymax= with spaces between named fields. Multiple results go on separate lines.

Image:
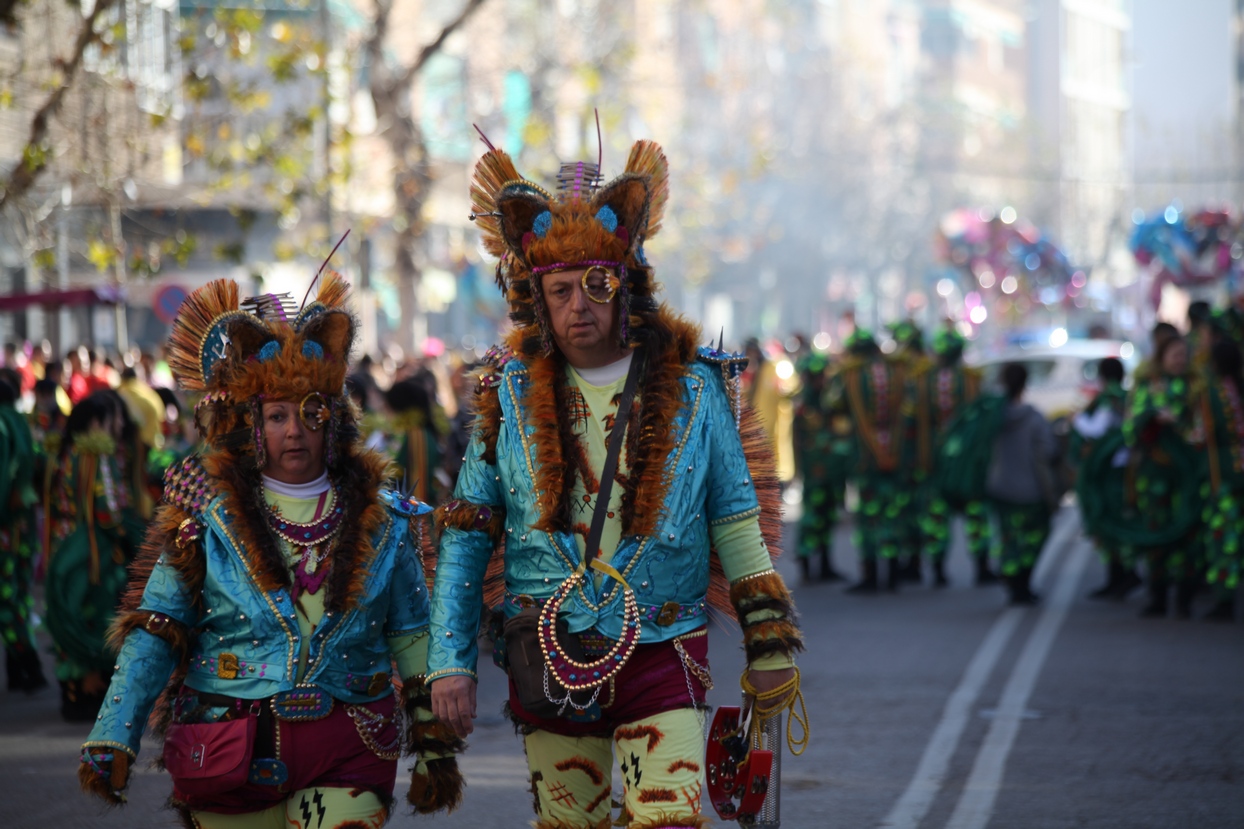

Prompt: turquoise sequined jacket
xmin=428 ymin=346 xmax=762 ymax=683
xmin=82 ymin=482 xmax=431 ymax=760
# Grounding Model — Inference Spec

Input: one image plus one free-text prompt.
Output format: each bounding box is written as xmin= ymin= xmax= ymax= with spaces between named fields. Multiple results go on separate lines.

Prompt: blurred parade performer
xmin=1072 ymin=357 xmax=1138 ymax=599
xmin=44 ymin=391 xmax=145 ymax=720
xmin=911 ymin=327 xmax=992 ymax=587
xmin=1197 ymin=340 xmax=1243 ymax=621
xmin=827 ymin=329 xmax=910 ymax=592
xmin=78 ymin=276 xmax=462 ymax=825
xmin=1123 ymin=335 xmax=1203 ymax=618
xmin=0 ymin=373 xmax=47 ymax=692
xmin=792 ymin=350 xmax=845 ymax=582
xmin=985 ymin=364 xmax=1058 ymax=605
xmin=431 ymin=135 xmax=804 ymax=829
xmin=885 ymin=320 xmax=932 ymax=584
xmin=386 ymin=376 xmax=445 ymax=503
xmin=442 ymin=359 xmax=479 ymax=493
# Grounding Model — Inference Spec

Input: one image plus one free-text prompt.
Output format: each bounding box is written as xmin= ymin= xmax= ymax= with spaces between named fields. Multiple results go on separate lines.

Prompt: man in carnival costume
xmin=78 ymin=274 xmax=462 ymax=827
xmin=909 ymin=327 xmax=993 ymax=587
xmin=826 ymin=328 xmax=910 ymax=592
xmin=429 ymin=135 xmax=805 ymax=829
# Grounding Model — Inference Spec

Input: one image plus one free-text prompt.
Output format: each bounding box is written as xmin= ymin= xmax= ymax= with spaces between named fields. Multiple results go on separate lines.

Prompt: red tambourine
xmin=706 ymin=705 xmax=772 ymax=822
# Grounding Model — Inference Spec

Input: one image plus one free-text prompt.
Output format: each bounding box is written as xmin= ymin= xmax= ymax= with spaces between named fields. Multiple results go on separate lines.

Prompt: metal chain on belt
xmin=346 ymin=705 xmax=401 ymax=760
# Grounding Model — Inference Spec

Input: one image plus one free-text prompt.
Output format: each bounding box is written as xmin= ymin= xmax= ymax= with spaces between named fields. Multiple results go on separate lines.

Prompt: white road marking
xmin=878 ymin=511 xmax=1082 ymax=829
xmin=943 ymin=537 xmax=1091 ymax=829
xmin=877 ymin=607 xmax=1024 ymax=829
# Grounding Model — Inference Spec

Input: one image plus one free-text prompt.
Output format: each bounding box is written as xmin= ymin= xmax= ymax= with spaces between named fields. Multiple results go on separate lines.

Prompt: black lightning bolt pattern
xmin=299 ymin=795 xmax=312 ymax=827
xmin=631 ymin=752 xmax=642 ymax=786
xmin=312 ymin=790 xmax=326 ymax=827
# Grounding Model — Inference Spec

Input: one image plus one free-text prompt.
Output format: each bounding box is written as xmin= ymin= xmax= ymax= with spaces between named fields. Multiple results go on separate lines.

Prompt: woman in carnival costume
xmin=430 ymin=135 xmax=805 ymax=829
xmin=1123 ymin=334 xmax=1204 ymax=618
xmin=45 ymin=390 xmax=146 ymax=720
xmin=78 ymin=274 xmax=462 ymax=828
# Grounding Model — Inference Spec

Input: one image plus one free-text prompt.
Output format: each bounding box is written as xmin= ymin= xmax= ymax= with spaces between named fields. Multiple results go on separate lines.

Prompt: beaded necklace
xmin=266 ymin=487 xmax=343 ymax=599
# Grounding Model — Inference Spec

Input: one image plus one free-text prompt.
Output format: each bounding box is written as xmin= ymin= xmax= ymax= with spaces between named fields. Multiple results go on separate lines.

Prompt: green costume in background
xmin=827 ymin=330 xmax=909 ymax=591
xmin=1198 ymin=374 xmax=1244 ymax=619
xmin=1071 ymin=379 xmax=1136 ymax=598
xmin=910 ymin=328 xmax=991 ymax=586
xmin=1122 ymin=372 xmax=1203 ymax=617
xmin=0 ymin=399 xmax=46 ymax=691
xmin=793 ymin=351 xmax=848 ymax=581
xmin=44 ymin=430 xmax=145 ymax=719
xmin=392 ymin=411 xmax=443 ymax=504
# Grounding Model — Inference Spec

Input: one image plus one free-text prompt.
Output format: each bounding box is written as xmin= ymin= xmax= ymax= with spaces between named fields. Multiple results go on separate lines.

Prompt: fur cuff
xmin=730 ymin=570 xmax=804 ymax=663
xmin=107 ymin=609 xmax=190 ymax=656
xmin=435 ymin=499 xmax=506 ymax=544
xmin=402 ymin=677 xmax=466 ymax=814
xmin=78 ymin=749 xmax=129 ymax=806
xmin=407 ymin=757 xmax=465 ymax=815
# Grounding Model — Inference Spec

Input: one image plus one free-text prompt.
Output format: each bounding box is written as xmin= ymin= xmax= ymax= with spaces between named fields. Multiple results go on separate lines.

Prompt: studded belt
xmin=505 ymin=591 xmax=707 ymax=627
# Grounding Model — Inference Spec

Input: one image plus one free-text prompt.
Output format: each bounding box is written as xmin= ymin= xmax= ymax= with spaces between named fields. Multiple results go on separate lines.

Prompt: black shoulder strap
xmin=583 ymin=351 xmax=642 ymax=566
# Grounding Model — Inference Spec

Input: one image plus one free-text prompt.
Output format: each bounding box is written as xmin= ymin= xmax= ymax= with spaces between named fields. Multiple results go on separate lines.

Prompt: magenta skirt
xmin=174 ymin=694 xmax=398 ymax=814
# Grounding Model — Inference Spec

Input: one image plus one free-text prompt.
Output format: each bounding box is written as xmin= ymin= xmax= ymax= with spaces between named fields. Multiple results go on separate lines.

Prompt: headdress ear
xmin=300 ymin=309 xmax=355 ymax=364
xmin=590 ymin=175 xmax=650 ymax=254
xmin=496 ymin=185 xmax=555 ymax=267
xmin=168 ymin=279 xmax=267 ymax=391
xmin=225 ymin=315 xmax=276 ymax=364
xmin=623 ymin=140 xmax=669 ymax=239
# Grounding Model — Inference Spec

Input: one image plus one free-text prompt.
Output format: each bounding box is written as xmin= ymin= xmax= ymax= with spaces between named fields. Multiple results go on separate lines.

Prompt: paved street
xmin=2 ymin=507 xmax=1242 ymax=828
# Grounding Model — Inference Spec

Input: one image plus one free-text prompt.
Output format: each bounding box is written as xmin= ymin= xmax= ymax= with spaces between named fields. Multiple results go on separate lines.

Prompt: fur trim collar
xmin=201 ymin=445 xmax=393 ymax=613
xmin=506 ymin=305 xmax=701 ymax=540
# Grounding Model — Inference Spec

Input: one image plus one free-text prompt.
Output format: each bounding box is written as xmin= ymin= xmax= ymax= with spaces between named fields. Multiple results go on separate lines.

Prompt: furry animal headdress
xmin=166 ymin=273 xmax=358 ymax=466
xmin=470 ymin=139 xmax=670 ymax=356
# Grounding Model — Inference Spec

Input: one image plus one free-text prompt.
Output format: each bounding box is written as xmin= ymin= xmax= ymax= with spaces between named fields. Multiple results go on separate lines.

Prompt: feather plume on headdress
xmin=166 ymin=279 xmax=246 ymax=393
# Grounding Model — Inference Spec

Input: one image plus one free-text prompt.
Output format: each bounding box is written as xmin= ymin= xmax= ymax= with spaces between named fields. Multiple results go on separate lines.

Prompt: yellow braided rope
xmin=741 ymin=667 xmax=809 ymax=756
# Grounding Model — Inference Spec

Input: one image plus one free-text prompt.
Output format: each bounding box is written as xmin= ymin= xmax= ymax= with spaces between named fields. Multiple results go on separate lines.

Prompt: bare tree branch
xmin=0 ymin=0 xmax=121 ymax=211
xmin=365 ymin=0 xmax=488 ymax=352
xmin=395 ymin=0 xmax=487 ymax=90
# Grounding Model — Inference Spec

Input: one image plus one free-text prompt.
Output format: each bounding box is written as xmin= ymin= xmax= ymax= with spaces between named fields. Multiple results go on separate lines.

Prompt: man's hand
xmin=744 ymin=666 xmax=797 ymax=712
xmin=431 ymin=675 xmax=478 ymax=738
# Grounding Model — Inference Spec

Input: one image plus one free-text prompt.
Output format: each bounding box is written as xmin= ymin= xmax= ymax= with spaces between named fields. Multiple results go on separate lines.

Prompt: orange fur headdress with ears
xmin=165 ymin=273 xmax=358 ymax=466
xmin=470 ymin=138 xmax=670 ymax=357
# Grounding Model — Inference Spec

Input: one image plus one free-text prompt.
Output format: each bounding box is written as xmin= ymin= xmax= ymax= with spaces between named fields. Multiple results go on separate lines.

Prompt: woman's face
xmin=1161 ymin=340 xmax=1188 ymax=376
xmin=261 ymin=399 xmax=326 ymax=484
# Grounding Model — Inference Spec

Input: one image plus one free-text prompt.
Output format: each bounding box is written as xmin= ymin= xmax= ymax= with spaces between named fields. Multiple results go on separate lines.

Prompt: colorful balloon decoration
xmin=1129 ymin=206 xmax=1244 ymax=308
xmin=934 ymin=208 xmax=1077 ymax=319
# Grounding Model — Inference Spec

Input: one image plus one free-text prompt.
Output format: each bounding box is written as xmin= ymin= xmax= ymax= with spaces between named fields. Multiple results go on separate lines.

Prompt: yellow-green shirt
xmin=264 ymin=486 xmax=427 ymax=682
xmin=566 ymin=365 xmax=791 ymax=670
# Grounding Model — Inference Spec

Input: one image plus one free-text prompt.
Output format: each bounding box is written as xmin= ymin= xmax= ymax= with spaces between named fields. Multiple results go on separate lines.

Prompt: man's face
xmin=541 ymin=267 xmax=621 ymax=367
xmin=261 ymin=399 xmax=327 ymax=484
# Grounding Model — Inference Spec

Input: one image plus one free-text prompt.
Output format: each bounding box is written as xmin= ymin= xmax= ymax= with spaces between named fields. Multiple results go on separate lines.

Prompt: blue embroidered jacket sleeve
xmin=82 ymin=561 xmax=196 ymax=759
xmin=703 ymin=370 xmax=762 ymax=526
xmin=385 ymin=513 xmax=432 ymax=639
xmin=428 ymin=431 xmax=502 ymax=682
